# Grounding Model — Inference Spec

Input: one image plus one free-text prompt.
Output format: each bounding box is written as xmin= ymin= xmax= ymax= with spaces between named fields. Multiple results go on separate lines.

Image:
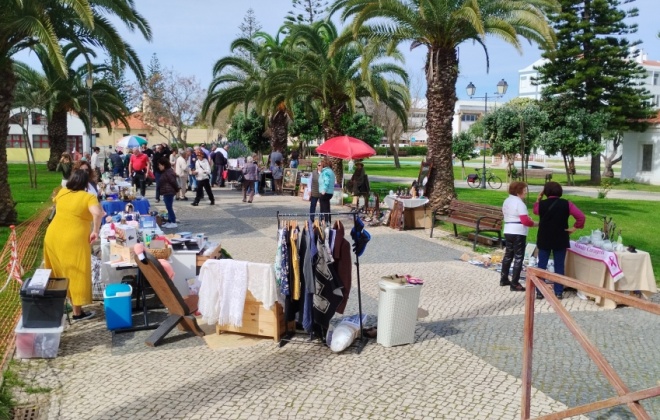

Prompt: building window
xmin=641 ymin=144 xmax=653 ymax=171
xmin=32 ymin=135 xmax=50 ymax=149
xmin=8 ymin=135 xmax=26 ymax=148
xmin=67 ymin=136 xmax=82 ymax=153
xmin=654 ymin=72 xmax=659 ymax=86
xmin=461 ymin=114 xmax=479 ymax=122
xmin=520 ymin=76 xmax=527 ymax=80
xmin=31 ymin=112 xmax=45 ymax=125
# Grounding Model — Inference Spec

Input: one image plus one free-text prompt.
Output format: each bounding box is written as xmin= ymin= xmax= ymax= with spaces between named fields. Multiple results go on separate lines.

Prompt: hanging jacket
xmin=331 ymin=221 xmax=352 ymax=314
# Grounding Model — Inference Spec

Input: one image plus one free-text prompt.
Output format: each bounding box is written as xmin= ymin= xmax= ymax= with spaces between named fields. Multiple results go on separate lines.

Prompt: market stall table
xmin=565 ymin=241 xmax=657 ymax=309
xmin=383 ymin=195 xmax=431 ymax=230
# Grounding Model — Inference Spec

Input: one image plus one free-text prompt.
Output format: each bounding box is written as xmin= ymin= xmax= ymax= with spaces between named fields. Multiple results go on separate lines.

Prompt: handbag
xmin=236 ymin=173 xmax=245 ymax=183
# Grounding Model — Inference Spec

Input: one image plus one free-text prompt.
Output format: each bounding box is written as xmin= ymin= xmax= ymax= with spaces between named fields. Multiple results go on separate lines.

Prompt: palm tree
xmin=0 ymin=0 xmax=151 ymax=225
xmin=203 ymin=31 xmax=291 ymax=152
xmin=17 ymin=44 xmax=131 ymax=170
xmin=269 ymin=20 xmax=410 ymax=180
xmin=330 ymin=0 xmax=558 ymax=212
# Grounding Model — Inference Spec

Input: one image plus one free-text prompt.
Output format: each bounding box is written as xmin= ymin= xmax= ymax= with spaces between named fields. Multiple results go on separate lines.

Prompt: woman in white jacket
xmin=191 ymin=150 xmax=215 ymax=206
xmin=175 ymin=149 xmax=189 ymax=200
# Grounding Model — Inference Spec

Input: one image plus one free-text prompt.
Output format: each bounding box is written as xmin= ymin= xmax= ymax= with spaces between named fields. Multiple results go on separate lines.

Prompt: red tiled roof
xmin=111 ymin=112 xmax=153 ymax=130
xmin=648 ymin=110 xmax=660 ymax=123
xmin=642 ymin=60 xmax=660 ymax=67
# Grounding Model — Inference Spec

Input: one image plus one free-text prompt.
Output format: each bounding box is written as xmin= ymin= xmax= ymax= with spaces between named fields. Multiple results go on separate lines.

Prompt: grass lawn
xmin=370 ymin=181 xmax=659 ymax=284
xmin=0 ymin=164 xmax=61 ymax=249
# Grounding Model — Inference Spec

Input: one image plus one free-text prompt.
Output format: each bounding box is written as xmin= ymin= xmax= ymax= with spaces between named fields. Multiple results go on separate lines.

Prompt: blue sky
xmin=16 ymin=0 xmax=660 ymax=101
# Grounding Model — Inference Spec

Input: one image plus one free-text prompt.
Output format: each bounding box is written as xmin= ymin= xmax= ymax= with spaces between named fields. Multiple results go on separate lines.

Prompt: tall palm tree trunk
xmin=425 ymin=47 xmax=458 ymax=214
xmin=47 ymin=109 xmax=68 ymax=170
xmin=270 ymin=110 xmax=288 ymax=152
xmin=322 ymin=105 xmax=345 ymax=186
xmin=0 ymin=63 xmax=18 ymax=225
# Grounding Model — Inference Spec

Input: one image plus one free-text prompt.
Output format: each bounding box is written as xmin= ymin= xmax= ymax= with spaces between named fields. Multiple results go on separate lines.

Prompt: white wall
xmin=621 ymin=127 xmax=660 ymax=185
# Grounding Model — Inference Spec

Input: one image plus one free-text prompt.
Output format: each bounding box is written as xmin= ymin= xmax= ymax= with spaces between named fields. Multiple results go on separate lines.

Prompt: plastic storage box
xmin=14 ymin=316 xmax=64 ymax=359
xmin=20 ymin=277 xmax=69 ymax=328
xmin=377 ymin=280 xmax=423 ymax=347
xmin=103 ymin=283 xmax=133 ymax=330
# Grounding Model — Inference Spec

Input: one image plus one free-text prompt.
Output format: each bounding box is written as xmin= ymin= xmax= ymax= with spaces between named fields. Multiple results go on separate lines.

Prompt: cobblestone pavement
xmin=11 ymin=185 xmax=659 ymax=419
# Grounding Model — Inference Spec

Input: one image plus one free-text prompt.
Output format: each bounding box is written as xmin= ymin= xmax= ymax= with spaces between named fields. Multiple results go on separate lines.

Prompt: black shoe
xmin=72 ymin=311 xmax=96 ymax=322
xmin=209 ymin=201 xmax=215 ymax=205
xmin=555 ymin=293 xmax=564 ymax=300
xmin=155 ymin=199 xmax=160 ymax=203
xmin=500 ymin=280 xmax=511 ymax=287
xmin=510 ymin=284 xmax=525 ymax=292
xmin=536 ymin=292 xmax=544 ymax=300
xmin=175 ymin=197 xmax=181 ymax=201
xmin=182 ymin=197 xmax=188 ymax=201
xmin=191 ymin=202 xmax=199 ymax=206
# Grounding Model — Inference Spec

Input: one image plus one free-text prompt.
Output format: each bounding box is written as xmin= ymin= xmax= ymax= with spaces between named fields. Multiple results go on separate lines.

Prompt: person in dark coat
xmin=350 ymin=161 xmax=369 ymax=211
xmin=156 ymin=157 xmax=180 ymax=228
xmin=533 ymin=181 xmax=586 ymax=299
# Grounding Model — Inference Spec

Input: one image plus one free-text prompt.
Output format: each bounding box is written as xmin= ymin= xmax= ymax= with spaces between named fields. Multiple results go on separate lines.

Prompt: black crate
xmin=20 ymin=278 xmax=69 ymax=328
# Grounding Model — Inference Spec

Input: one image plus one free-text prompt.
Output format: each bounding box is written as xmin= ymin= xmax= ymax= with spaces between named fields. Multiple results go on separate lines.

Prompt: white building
xmin=621 ymin=111 xmax=660 ymax=185
xmin=7 ymin=108 xmax=87 ymax=162
xmin=518 ymin=51 xmax=660 ymax=107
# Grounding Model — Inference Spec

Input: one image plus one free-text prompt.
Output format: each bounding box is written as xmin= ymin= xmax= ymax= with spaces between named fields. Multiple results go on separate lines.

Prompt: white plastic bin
xmin=377 ymin=280 xmax=422 ymax=347
xmin=14 ymin=316 xmax=64 ymax=359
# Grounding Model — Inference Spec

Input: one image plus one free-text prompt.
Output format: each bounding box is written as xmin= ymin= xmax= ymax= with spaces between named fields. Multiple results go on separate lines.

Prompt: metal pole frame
xmin=87 ymin=86 xmax=93 ymax=154
xmin=481 ymin=92 xmax=488 ymax=189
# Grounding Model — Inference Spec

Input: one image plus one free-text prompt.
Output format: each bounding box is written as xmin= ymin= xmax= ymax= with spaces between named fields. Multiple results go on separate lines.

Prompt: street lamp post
xmin=86 ymin=72 xmax=93 ymax=154
xmin=467 ymin=79 xmax=508 ymax=189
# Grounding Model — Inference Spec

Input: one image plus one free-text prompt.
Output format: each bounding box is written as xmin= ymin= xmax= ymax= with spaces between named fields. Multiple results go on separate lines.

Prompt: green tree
xmin=538 ymin=95 xmax=608 ymax=185
xmin=340 ymin=112 xmax=384 ymax=147
xmin=236 ymin=8 xmax=262 ymax=63
xmin=271 ymin=20 xmax=409 ymax=181
xmin=330 ymin=0 xmax=558 ymax=213
xmin=483 ymin=98 xmax=547 ymax=181
xmin=286 ymin=0 xmax=329 ymax=24
xmin=452 ymin=132 xmax=478 ymax=179
xmin=288 ymin=101 xmax=323 ymax=156
xmin=98 ymin=57 xmax=130 ymax=108
xmin=0 ymin=0 xmax=151 ymax=225
xmin=24 ymin=44 xmax=131 ymax=170
xmin=535 ymin=0 xmax=654 ymax=184
xmin=227 ymin=110 xmax=270 ymax=155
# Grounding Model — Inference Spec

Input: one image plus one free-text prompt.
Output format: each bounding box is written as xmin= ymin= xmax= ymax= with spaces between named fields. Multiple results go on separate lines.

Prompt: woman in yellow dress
xmin=44 ymin=169 xmax=104 ymax=321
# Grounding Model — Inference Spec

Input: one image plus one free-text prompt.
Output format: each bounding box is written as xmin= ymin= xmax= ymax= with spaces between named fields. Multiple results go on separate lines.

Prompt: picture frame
xmin=417 ymin=161 xmax=432 ymax=196
xmin=282 ymin=168 xmax=298 ymax=190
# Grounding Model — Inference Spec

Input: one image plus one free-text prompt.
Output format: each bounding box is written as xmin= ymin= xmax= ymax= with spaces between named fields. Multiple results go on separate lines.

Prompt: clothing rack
xmin=275 ymin=211 xmax=369 ymax=354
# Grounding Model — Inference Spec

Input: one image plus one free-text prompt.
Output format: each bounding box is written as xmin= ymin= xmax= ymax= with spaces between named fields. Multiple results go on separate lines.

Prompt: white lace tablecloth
xmin=383 ymin=195 xmax=429 ymax=209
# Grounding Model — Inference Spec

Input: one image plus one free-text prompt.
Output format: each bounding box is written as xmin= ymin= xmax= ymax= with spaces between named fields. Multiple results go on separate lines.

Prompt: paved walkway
xmin=11 ymin=185 xmax=659 ymax=419
xmin=371 ymin=175 xmax=660 ymax=201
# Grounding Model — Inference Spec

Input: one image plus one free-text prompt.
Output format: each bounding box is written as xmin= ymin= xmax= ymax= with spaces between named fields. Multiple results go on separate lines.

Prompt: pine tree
xmin=286 ymin=0 xmax=328 ymax=24
xmin=236 ymin=8 xmax=262 ymax=62
xmin=99 ymin=57 xmax=130 ymax=108
xmin=535 ymin=0 xmax=653 ymax=184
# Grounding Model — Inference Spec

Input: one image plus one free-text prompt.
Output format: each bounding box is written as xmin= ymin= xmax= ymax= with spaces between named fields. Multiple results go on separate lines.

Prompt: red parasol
xmin=315 ymin=135 xmax=376 ymax=160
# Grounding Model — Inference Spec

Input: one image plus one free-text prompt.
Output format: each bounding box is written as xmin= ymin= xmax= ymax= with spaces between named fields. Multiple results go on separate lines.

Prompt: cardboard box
xmin=404 ymin=206 xmax=431 ymax=229
xmin=110 ymin=242 xmax=135 ymax=263
xmin=114 ymin=224 xmax=137 ymax=247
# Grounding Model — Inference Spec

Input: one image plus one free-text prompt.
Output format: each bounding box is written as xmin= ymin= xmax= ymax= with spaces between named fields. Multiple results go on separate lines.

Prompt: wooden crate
xmin=196 ymin=243 xmax=222 ymax=274
xmin=216 ymin=291 xmax=288 ymax=342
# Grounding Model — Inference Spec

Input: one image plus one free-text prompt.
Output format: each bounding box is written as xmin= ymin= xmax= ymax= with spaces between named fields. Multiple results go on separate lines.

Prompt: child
xmin=272 ymin=160 xmax=283 ymax=195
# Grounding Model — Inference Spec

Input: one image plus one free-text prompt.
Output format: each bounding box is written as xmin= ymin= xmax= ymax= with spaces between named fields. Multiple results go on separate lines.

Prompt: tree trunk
xmin=601 ymin=133 xmax=622 ymax=178
xmin=590 ymin=150 xmax=601 ymax=185
xmin=425 ymin=47 xmax=458 ymax=214
xmin=48 ymin=109 xmax=68 ymax=170
xmin=388 ymin=141 xmax=400 ymax=169
xmin=270 ymin=110 xmax=288 ymax=152
xmin=321 ymin=104 xmax=346 ymax=184
xmin=0 ymin=63 xmax=18 ymax=225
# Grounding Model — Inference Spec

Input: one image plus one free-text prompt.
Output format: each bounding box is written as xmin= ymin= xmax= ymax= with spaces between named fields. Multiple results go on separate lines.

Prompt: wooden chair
xmin=134 ymin=253 xmax=205 ymax=347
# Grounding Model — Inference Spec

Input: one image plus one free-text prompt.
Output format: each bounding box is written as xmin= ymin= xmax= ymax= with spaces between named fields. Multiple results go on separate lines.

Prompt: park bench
xmin=298 ymin=159 xmax=312 ymax=171
xmin=430 ymin=199 xmax=503 ymax=250
xmin=514 ymin=168 xmax=553 ymax=182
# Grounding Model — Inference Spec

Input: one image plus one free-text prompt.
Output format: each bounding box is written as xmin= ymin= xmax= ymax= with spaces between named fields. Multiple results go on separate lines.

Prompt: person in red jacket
xmin=128 ymin=146 xmax=150 ymax=197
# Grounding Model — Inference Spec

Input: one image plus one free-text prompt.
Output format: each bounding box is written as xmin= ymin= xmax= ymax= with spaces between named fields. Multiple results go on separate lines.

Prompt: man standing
xmin=128 ymin=146 xmax=150 ymax=197
xmin=90 ymin=147 xmax=100 ymax=178
xmin=268 ymin=147 xmax=283 ymax=192
xmin=187 ymin=147 xmax=198 ymax=191
xmin=175 ymin=149 xmax=189 ymax=200
xmin=212 ymin=145 xmax=227 ymax=187
xmin=152 ymin=143 xmax=171 ymax=203
xmin=109 ymin=148 xmax=124 ymax=177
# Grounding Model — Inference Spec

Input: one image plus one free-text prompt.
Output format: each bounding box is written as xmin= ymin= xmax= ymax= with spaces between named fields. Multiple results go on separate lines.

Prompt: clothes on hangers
xmin=312 ymin=230 xmax=344 ymax=330
xmin=332 ymin=220 xmax=353 ymax=314
xmin=290 ymin=225 xmax=301 ymax=300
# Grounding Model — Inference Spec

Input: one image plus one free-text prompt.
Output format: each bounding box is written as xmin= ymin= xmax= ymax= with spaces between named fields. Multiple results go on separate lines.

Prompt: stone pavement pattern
xmin=11 ymin=185 xmax=659 ymax=419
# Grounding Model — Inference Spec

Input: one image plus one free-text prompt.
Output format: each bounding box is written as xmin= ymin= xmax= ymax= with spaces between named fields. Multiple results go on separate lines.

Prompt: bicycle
xmin=466 ymin=168 xmax=502 ymax=189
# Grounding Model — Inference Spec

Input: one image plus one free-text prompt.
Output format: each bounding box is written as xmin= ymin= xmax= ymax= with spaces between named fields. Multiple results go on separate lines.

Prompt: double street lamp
xmin=86 ymin=72 xmax=93 ymax=154
xmin=466 ymin=79 xmax=508 ymax=189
